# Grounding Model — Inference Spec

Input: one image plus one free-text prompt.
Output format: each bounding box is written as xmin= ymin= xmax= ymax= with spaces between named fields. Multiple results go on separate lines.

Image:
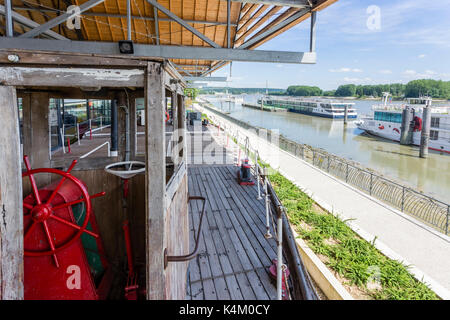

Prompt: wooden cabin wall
xmin=164 ymin=172 xmax=189 ymax=300
xmin=69 ymin=169 xmax=126 ymax=264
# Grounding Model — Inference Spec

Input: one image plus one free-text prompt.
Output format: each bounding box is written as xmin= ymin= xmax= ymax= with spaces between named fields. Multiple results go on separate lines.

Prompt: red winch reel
xmin=269 ymin=259 xmax=291 ymax=300
xmin=22 ymin=155 xmax=110 ymax=300
xmin=237 ymin=158 xmax=255 ymax=186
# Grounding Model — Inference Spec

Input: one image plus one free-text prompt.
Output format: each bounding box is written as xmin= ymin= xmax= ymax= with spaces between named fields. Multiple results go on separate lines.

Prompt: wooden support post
xmin=0 ymin=86 xmax=24 ymax=300
xmin=22 ymin=92 xmax=50 ymax=186
xmin=129 ymin=93 xmax=137 ymax=159
xmin=117 ymin=91 xmax=128 ymax=161
xmin=145 ymin=62 xmax=166 ymax=300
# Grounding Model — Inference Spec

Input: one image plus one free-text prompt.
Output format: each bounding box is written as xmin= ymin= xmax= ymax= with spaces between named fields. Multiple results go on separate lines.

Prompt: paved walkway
xmin=196 ymin=103 xmax=450 ymax=298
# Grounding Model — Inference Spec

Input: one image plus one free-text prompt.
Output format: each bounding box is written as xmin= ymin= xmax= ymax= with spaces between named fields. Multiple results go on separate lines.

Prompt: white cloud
xmin=403 ymin=70 xmax=417 ymax=75
xmin=343 ymin=77 xmax=372 ymax=83
xmin=329 ymin=67 xmax=363 ymax=73
xmin=402 ymin=69 xmax=444 ymax=79
xmin=418 ymin=54 xmax=426 ymax=58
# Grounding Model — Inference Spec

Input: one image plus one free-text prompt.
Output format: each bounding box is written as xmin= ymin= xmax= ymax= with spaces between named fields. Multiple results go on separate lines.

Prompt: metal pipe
xmin=126 ymin=0 xmax=132 ymax=40
xmin=256 ymin=151 xmax=262 ymax=199
xmin=309 ymin=10 xmax=316 ymax=52
xmin=4 ymin=0 xmax=14 ymax=37
xmin=264 ymin=167 xmax=272 ymax=239
xmin=79 ymin=141 xmax=110 ymax=158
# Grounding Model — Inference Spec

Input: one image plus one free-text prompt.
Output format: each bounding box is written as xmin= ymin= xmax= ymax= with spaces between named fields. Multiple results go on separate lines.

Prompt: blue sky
xmin=209 ymin=0 xmax=450 ymax=90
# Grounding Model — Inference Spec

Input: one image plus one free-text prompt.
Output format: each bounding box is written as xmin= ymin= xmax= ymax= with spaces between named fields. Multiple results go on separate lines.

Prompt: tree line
xmin=286 ymin=79 xmax=450 ymax=99
xmin=199 ymin=87 xmax=284 ymax=95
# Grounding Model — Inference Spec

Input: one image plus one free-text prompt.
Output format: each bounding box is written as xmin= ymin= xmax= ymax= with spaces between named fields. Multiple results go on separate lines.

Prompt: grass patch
xmin=268 ymin=169 xmax=439 ymax=300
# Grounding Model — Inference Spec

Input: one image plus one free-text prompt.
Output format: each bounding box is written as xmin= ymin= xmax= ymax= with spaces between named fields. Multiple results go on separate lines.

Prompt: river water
xmin=202 ymin=94 xmax=450 ymax=203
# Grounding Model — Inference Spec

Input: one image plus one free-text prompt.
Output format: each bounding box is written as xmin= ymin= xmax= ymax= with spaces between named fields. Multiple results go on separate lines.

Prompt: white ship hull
xmin=356 ymin=119 xmax=450 ymax=154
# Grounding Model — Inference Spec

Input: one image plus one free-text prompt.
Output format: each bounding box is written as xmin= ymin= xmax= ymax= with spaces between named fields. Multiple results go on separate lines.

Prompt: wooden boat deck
xmin=186 ymin=165 xmax=280 ymax=300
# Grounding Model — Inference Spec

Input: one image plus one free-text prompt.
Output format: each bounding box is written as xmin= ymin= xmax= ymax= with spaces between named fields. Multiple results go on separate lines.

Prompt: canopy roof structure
xmin=0 ymin=0 xmax=337 ymax=78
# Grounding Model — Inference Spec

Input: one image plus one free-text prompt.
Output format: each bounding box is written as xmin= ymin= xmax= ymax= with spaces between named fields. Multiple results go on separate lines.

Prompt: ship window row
xmin=430 ymin=130 xmax=439 ymax=141
xmin=431 ymin=117 xmax=440 ymax=128
xmin=374 ymin=111 xmax=402 ymax=123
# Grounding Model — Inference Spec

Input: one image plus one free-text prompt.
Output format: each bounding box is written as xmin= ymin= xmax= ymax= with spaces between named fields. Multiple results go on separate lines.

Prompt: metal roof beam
xmin=229 ymin=0 xmax=311 ymax=8
xmin=18 ymin=0 xmax=105 ymax=38
xmin=240 ymin=7 xmax=309 ymax=49
xmin=201 ymin=61 xmax=229 ymax=76
xmin=153 ymin=6 xmax=159 ymax=45
xmin=0 ymin=38 xmax=316 ymax=64
xmin=185 ymin=76 xmax=228 ymax=82
xmin=0 ymin=5 xmax=68 ymax=40
xmin=145 ymin=0 xmax=221 ymax=48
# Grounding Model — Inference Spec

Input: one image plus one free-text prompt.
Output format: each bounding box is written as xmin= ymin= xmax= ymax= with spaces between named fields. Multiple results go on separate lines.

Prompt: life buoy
xmin=393 ymin=128 xmax=400 ymax=134
xmin=413 ymin=116 xmax=422 ymax=131
xmin=378 ymin=125 xmax=384 ymax=130
xmin=165 ymin=111 xmax=170 ymax=123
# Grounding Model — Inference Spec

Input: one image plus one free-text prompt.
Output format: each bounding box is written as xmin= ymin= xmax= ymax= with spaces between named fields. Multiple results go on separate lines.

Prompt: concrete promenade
xmin=196 ymin=103 xmax=450 ymax=298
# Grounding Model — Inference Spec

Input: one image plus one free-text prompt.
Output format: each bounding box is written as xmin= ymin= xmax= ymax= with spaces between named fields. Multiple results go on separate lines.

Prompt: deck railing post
xmin=256 ymin=152 xmax=262 ymax=200
xmin=446 ymin=206 xmax=449 ymax=235
xmin=276 ymin=205 xmax=283 ymax=300
xmin=77 ymin=122 xmax=80 ymax=145
xmin=327 ymin=155 xmax=330 ymax=172
xmin=346 ymin=163 xmax=349 ymax=183
xmin=401 ymin=187 xmax=405 ymax=211
xmin=264 ymin=167 xmax=272 ymax=239
xmin=369 ymin=173 xmax=373 ymax=195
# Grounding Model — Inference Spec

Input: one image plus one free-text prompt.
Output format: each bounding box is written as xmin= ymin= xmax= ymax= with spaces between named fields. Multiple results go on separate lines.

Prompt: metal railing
xmin=199 ymin=101 xmax=450 ymax=235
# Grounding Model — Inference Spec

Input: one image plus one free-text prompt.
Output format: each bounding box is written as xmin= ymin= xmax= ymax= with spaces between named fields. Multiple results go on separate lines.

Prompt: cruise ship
xmin=257 ymin=96 xmax=357 ymax=119
xmin=356 ymin=94 xmax=450 ymax=154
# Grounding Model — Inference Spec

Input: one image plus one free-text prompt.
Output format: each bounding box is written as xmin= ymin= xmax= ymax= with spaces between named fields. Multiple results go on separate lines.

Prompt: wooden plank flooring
xmin=186 ymin=165 xmax=279 ymax=300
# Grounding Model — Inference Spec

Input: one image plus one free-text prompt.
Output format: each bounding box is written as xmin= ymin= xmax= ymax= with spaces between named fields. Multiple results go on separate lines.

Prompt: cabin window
xmin=374 ymin=111 xmax=402 ymax=123
xmin=431 ymin=117 xmax=440 ymax=128
xmin=430 ymin=130 xmax=439 ymax=140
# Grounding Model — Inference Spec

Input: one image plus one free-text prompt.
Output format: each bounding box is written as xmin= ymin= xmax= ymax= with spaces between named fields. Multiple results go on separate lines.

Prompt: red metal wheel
xmin=22 ymin=155 xmax=105 ymax=267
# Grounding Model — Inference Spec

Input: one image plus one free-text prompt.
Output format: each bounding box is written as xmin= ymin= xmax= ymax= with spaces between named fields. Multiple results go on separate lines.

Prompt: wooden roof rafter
xmin=0 ymin=0 xmax=339 ymax=77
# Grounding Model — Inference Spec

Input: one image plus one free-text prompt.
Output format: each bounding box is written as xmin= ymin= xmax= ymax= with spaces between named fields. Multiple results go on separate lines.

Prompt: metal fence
xmin=199 ymin=101 xmax=450 ymax=235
